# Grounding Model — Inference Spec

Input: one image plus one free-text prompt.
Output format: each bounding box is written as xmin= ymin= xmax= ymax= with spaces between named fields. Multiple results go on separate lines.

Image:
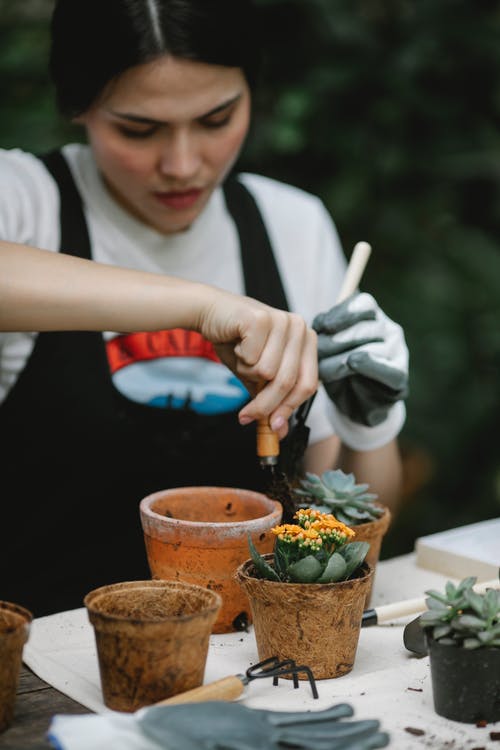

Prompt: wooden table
xmin=0 ymin=666 xmax=88 ymax=750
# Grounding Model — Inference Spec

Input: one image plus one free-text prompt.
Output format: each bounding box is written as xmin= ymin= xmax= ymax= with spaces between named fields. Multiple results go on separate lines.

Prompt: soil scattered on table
xmin=405 ymin=727 xmax=425 ymax=736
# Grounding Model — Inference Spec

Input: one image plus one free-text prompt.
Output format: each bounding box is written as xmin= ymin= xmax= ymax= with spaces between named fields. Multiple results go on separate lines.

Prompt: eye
xmin=200 ymin=112 xmax=232 ymax=130
xmin=117 ymin=125 xmax=157 ymax=139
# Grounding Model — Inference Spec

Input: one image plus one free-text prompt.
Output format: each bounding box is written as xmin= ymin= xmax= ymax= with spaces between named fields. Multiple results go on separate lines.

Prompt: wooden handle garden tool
xmin=256 ymin=380 xmax=280 ymax=466
xmin=361 ymin=575 xmax=500 ymax=627
xmin=154 ymin=656 xmax=318 ymax=706
xmin=256 ymin=241 xmax=372 ymax=468
xmin=336 ymin=241 xmax=372 ymax=304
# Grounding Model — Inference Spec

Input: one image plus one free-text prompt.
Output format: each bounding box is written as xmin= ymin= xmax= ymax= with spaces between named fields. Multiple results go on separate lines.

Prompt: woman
xmin=0 ymin=0 xmax=408 ymax=615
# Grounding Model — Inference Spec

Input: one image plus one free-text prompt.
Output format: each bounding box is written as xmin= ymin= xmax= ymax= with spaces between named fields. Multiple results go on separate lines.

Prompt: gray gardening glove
xmin=140 ymin=702 xmax=390 ymax=750
xmin=48 ymin=702 xmax=391 ymax=750
xmin=313 ymin=293 xmax=409 ymax=450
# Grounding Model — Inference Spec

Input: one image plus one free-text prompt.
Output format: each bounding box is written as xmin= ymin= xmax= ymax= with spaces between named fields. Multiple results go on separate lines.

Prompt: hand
xmin=313 ymin=293 xmax=409 ymax=428
xmin=139 ymin=702 xmax=390 ymax=750
xmin=199 ymin=290 xmax=318 ymax=439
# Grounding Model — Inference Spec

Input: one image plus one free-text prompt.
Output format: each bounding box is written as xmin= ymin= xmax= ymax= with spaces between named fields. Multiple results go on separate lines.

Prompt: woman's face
xmin=77 ymin=55 xmax=251 ymax=234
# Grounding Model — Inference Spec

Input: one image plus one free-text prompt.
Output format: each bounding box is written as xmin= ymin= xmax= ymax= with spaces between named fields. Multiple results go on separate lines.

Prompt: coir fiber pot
xmin=352 ymin=505 xmax=391 ymax=607
xmin=139 ymin=487 xmax=282 ymax=633
xmin=236 ymin=556 xmax=373 ymax=680
xmin=0 ymin=601 xmax=33 ymax=733
xmin=427 ymin=637 xmax=500 ymax=723
xmin=84 ymin=579 xmax=221 ymax=712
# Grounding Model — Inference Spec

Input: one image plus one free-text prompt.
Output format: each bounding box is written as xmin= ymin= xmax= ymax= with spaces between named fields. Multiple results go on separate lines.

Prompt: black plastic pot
xmin=428 ymin=638 xmax=500 ymax=723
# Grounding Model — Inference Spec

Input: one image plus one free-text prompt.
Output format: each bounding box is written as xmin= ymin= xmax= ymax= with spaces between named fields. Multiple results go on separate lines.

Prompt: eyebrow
xmin=108 ymin=93 xmax=243 ymax=126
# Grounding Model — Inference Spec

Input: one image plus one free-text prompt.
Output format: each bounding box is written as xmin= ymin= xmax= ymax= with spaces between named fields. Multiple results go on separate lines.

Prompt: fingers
xmin=317 ymin=333 xmax=383 ymax=359
xmin=237 ymin=312 xmax=318 ymax=434
xmin=312 ymin=293 xmax=376 ymax=334
xmin=198 ymin=290 xmax=318 ymax=433
xmin=235 ymin=307 xmax=289 ymax=374
xmin=347 ymin=351 xmax=409 ymax=392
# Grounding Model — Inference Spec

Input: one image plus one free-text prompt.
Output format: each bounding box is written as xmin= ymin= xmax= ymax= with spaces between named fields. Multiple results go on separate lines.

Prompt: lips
xmin=153 ymin=188 xmax=203 ymax=210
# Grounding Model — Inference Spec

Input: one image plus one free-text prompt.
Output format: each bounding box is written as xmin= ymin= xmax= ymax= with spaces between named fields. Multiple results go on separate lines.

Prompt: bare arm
xmin=0 ymin=241 xmax=318 ymax=435
xmin=0 ymin=240 xmax=223 ymax=333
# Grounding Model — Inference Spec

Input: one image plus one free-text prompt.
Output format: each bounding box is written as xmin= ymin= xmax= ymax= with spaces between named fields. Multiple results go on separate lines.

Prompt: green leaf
xmin=342 ymin=507 xmax=373 ymax=522
xmin=287 ymin=555 xmax=323 ymax=583
xmin=445 ymin=581 xmax=457 ymax=600
xmin=453 ymin=614 xmax=487 ymax=630
xmin=485 ymin=589 xmax=500 ymax=618
xmin=321 ymin=469 xmax=356 ymax=494
xmin=465 ymin=590 xmax=487 ymax=617
xmin=477 ymin=631 xmax=495 ymax=644
xmin=433 ymin=624 xmax=452 ymax=639
xmin=303 ymin=472 xmax=322 ymax=485
xmin=316 ymin=553 xmax=347 ymax=583
xmin=436 ymin=636 xmax=456 ymax=645
xmin=339 ymin=541 xmax=370 ymax=578
xmin=426 ymin=598 xmax=448 ymax=611
xmin=463 ymin=637 xmax=482 ymax=649
xmin=456 ymin=576 xmax=477 ymax=595
xmin=420 ymin=610 xmax=443 ymax=626
xmin=334 ymin=510 xmax=351 ymax=525
xmin=425 ymin=589 xmax=454 ymax=606
xmin=247 ymin=533 xmax=280 ymax=582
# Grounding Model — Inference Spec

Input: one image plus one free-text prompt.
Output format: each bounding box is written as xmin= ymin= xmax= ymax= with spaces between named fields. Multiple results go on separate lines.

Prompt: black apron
xmin=0 ymin=152 xmax=291 ymax=616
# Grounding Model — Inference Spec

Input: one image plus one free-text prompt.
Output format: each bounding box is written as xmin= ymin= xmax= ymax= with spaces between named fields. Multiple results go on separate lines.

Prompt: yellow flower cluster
xmin=295 ymin=508 xmax=355 ymax=550
xmin=271 ymin=509 xmax=355 ymax=554
xmin=271 ymin=523 xmax=324 ymax=552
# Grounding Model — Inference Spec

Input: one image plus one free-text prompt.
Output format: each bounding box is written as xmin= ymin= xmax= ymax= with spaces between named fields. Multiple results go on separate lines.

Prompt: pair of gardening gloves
xmin=314 ymin=292 xmax=409 ymax=450
xmin=48 ymin=702 xmax=390 ymax=750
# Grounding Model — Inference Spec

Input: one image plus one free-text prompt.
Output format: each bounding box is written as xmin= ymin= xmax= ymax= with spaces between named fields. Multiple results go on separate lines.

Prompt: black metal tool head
xmin=246 ymin=656 xmax=319 ymax=699
xmin=403 ymin=615 xmax=428 ymax=657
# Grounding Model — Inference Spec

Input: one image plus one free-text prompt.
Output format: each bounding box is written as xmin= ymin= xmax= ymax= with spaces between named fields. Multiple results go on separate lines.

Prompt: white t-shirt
xmin=0 ymin=144 xmax=347 ymax=445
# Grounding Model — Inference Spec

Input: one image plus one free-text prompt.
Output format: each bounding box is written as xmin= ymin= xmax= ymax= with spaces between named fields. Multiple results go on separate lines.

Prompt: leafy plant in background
xmin=248 ymin=508 xmax=369 ymax=584
xmin=294 ymin=469 xmax=383 ymax=525
xmin=420 ymin=577 xmax=500 ymax=650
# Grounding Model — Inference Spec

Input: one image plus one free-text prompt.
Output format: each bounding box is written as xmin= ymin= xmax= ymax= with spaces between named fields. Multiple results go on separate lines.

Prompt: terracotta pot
xmin=139 ymin=487 xmax=282 ymax=634
xmin=0 ymin=601 xmax=33 ymax=733
xmin=351 ymin=505 xmax=391 ymax=606
xmin=427 ymin=637 xmax=500 ymax=723
xmin=84 ymin=579 xmax=221 ymax=712
xmin=236 ymin=556 xmax=373 ymax=680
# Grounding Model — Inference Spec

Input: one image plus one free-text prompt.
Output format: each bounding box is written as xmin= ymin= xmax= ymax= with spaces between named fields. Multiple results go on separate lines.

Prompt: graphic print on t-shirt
xmin=106 ymin=329 xmax=249 ymax=414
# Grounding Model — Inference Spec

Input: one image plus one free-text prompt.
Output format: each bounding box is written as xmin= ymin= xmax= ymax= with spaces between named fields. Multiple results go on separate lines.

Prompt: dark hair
xmin=49 ymin=0 xmax=261 ymax=118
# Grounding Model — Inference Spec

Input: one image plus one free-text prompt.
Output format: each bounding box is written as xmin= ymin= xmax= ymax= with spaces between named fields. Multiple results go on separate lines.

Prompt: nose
xmin=158 ymin=129 xmax=201 ymax=181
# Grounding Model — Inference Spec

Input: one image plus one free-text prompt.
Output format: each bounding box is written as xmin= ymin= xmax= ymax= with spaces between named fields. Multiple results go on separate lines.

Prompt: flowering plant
xmin=248 ymin=508 xmax=369 ymax=584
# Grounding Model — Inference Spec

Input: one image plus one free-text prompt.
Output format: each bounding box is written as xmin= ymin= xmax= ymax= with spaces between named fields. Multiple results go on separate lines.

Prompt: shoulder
xmin=236 ymin=172 xmax=345 ymax=272
xmin=0 ymin=148 xmax=57 ymax=194
xmin=60 ymin=142 xmax=94 ymax=179
xmin=237 ymin=172 xmax=342 ymax=257
xmin=238 ymin=172 xmax=328 ymax=222
xmin=0 ymin=148 xmax=61 ymax=248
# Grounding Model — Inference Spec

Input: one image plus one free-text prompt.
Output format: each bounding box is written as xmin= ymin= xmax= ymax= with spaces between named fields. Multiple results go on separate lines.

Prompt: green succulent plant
xmin=294 ymin=469 xmax=383 ymax=525
xmin=248 ymin=507 xmax=369 ymax=585
xmin=420 ymin=577 xmax=500 ymax=650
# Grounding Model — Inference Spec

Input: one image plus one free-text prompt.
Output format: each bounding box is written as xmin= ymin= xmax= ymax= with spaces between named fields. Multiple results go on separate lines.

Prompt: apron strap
xmin=39 ymin=150 xmax=92 ymax=258
xmin=223 ymin=177 xmax=290 ymax=311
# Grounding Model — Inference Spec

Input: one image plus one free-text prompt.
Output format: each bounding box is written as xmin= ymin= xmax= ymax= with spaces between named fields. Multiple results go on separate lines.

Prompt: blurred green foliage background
xmin=2 ymin=0 xmax=500 ymax=556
